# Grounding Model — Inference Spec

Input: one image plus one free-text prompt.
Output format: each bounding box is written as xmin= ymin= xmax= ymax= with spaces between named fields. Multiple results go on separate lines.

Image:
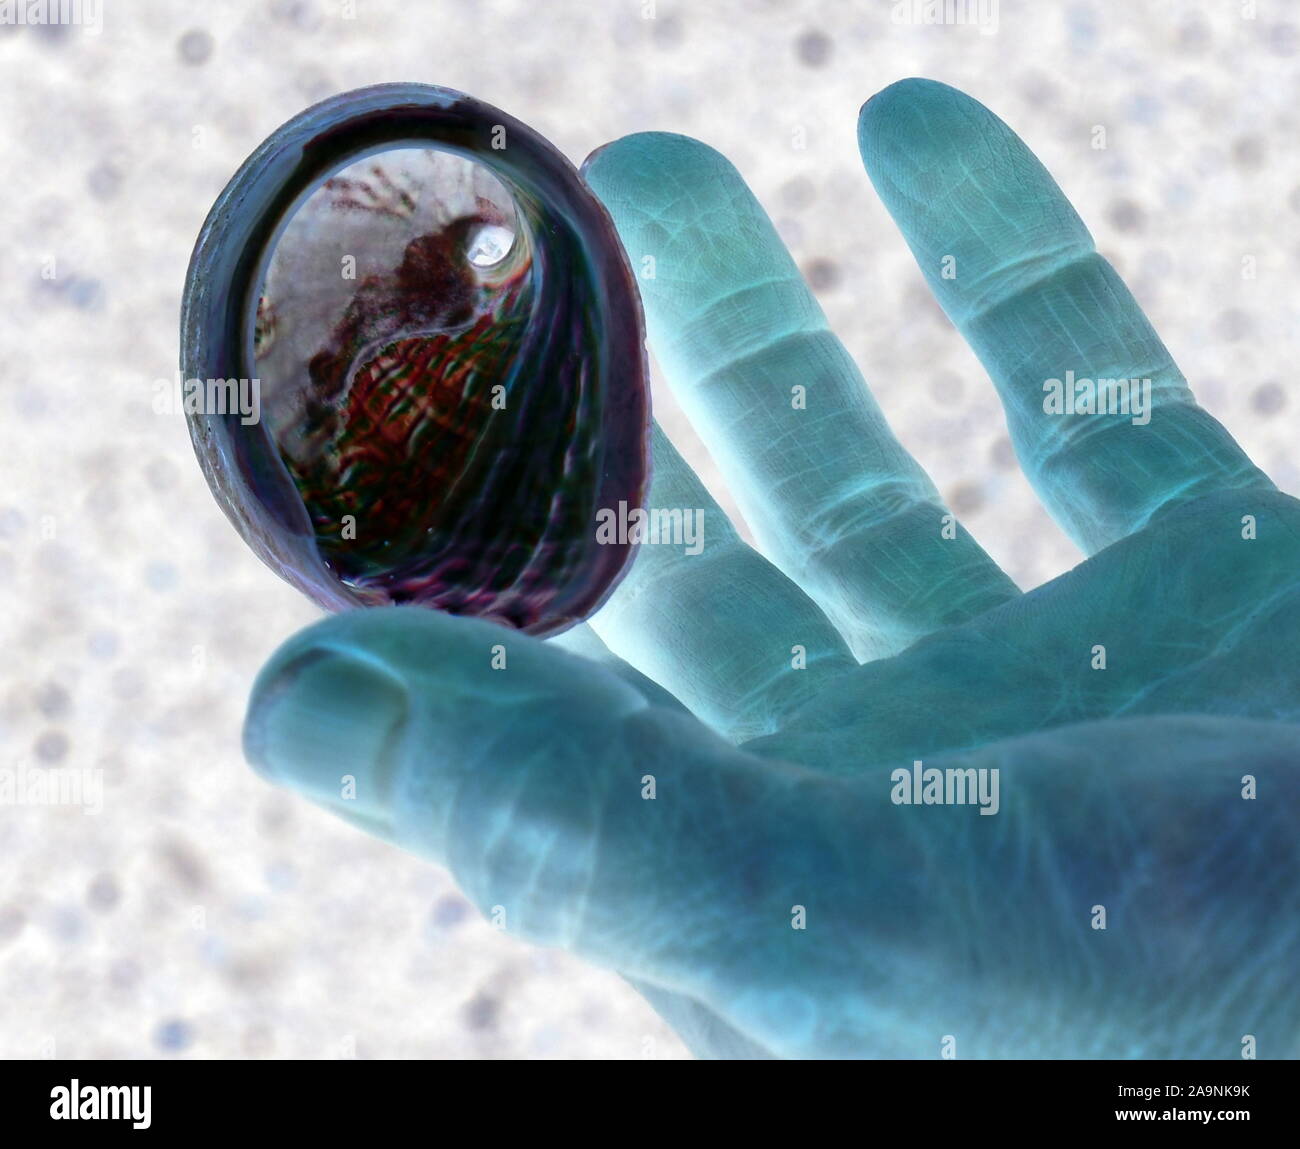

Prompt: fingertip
xmin=857 ymin=76 xmax=956 ymax=132
xmin=582 ymin=130 xmax=728 ymax=170
xmin=243 ymin=636 xmax=411 ymax=842
xmin=857 ymin=77 xmax=987 ymax=178
xmin=581 ymin=131 xmax=739 ymax=214
xmin=856 ymin=78 xmax=1092 ymax=327
xmin=244 ymin=636 xmax=408 ymax=768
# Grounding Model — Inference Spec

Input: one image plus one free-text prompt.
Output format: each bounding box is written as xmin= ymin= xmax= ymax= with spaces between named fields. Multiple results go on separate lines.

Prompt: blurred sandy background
xmin=1 ymin=0 xmax=1297 ymax=1059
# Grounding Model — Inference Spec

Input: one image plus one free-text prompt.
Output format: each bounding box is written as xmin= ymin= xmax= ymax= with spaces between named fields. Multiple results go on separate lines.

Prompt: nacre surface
xmin=181 ymin=84 xmax=649 ymax=635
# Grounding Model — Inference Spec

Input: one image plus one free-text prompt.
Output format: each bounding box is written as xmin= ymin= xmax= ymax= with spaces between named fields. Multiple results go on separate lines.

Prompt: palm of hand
xmin=245 ymin=80 xmax=1300 ymax=1059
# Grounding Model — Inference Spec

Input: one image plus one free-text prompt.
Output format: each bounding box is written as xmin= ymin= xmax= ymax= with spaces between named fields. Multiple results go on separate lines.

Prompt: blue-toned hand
xmin=243 ymin=80 xmax=1300 ymax=1059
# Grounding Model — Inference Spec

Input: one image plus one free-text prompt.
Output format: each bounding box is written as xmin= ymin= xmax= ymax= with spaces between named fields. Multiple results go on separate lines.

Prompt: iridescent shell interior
xmin=181 ymin=85 xmax=649 ymax=635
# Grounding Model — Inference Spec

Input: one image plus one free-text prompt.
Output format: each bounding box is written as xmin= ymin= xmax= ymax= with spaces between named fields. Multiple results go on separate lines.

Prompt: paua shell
xmin=181 ymin=84 xmax=649 ymax=635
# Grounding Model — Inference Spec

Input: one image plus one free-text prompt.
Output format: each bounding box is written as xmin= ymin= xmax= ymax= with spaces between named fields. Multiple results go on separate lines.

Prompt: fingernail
xmin=244 ymin=645 xmax=410 ymax=836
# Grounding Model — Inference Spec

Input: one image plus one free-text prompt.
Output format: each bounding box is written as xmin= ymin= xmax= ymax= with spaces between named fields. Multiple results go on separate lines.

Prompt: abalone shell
xmin=181 ymin=84 xmax=649 ymax=635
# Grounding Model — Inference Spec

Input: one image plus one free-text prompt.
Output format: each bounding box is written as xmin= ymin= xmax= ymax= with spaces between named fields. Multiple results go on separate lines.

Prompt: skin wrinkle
xmin=961 ymin=244 xmax=1093 ymax=324
xmin=961 ymin=282 xmax=1270 ymax=549
xmin=1116 ymin=584 xmax=1300 ymax=721
xmin=797 ymin=485 xmax=941 ymax=552
xmin=683 ymin=326 xmax=831 ymax=397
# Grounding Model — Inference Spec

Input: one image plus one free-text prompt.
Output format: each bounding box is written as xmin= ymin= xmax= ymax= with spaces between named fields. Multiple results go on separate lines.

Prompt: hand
xmin=242 ymin=79 xmax=1300 ymax=1059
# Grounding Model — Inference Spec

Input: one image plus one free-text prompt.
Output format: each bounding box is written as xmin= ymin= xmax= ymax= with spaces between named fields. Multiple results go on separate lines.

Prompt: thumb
xmin=242 ymin=607 xmax=811 ymax=980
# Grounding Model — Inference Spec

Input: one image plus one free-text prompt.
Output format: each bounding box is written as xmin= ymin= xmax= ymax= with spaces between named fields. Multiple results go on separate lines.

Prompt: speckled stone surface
xmin=1 ymin=0 xmax=1296 ymax=1059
